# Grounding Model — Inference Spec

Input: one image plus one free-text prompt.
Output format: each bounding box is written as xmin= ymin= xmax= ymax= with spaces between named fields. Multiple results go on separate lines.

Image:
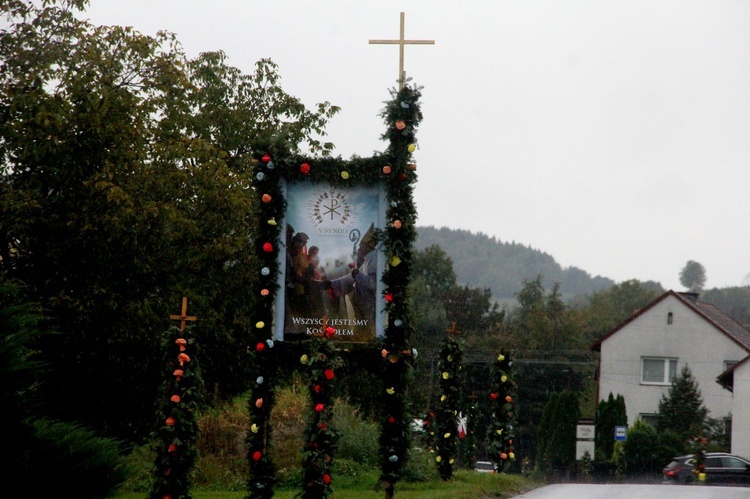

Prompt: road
xmin=512 ymin=483 xmax=750 ymax=498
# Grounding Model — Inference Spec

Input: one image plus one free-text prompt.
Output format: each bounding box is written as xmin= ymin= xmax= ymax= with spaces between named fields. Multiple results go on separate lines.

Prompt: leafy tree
xmin=656 ymin=364 xmax=708 ymax=443
xmin=622 ymin=419 xmax=658 ymax=475
xmin=571 ymin=280 xmax=661 ymax=345
xmin=0 ymin=0 xmax=339 ymax=443
xmin=536 ymin=390 xmax=579 ymax=472
xmin=1 ymin=274 xmax=127 ymax=495
xmin=594 ymin=393 xmax=627 ymax=461
xmin=679 ymin=260 xmax=706 ymax=292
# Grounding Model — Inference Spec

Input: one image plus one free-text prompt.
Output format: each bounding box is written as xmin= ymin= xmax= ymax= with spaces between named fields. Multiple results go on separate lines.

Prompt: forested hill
xmin=415 ymin=226 xmax=616 ymax=300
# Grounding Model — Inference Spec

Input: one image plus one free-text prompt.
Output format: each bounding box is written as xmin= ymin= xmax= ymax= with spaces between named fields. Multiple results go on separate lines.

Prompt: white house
xmin=591 ymin=290 xmax=750 ymax=430
xmin=718 ymin=355 xmax=750 ymax=458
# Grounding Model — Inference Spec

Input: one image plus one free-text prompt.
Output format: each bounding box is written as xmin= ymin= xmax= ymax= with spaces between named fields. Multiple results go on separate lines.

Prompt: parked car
xmin=663 ymin=452 xmax=750 ymax=485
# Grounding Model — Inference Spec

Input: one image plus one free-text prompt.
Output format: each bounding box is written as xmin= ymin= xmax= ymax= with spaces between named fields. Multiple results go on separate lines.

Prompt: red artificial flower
xmin=168 ymin=443 xmax=177 ymax=453
xmin=315 ymin=403 xmax=324 ymax=412
xmin=387 ymin=416 xmax=396 ymax=424
xmin=324 ymin=326 xmax=336 ymax=338
xmin=262 ymin=242 xmax=273 ymax=252
xmin=490 ymin=392 xmax=498 ymax=400
xmin=262 ymin=154 xmax=271 ymax=162
xmin=324 ymin=369 xmax=334 ymax=380
xmin=165 ymin=417 xmax=176 ymax=426
xmin=323 ymin=474 xmax=331 ymax=485
xmin=384 ymin=293 xmax=394 ymax=303
xmin=313 ymin=384 xmax=321 ymax=393
xmin=253 ymin=451 xmax=262 ymax=461
xmin=170 ymin=394 xmax=181 ymax=403
xmin=256 ymin=342 xmax=265 ymax=352
xmin=318 ymin=422 xmax=327 ymax=430
xmin=300 ymin=163 xmax=311 ymax=174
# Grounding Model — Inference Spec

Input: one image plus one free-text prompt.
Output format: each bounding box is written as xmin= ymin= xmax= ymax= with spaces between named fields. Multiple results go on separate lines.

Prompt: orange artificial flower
xmin=178 ymin=353 xmax=190 ymax=365
xmin=168 ymin=443 xmax=177 ymax=453
xmin=175 ymin=338 xmax=187 ymax=351
xmin=255 ymin=398 xmax=263 ymax=408
xmin=170 ymin=394 xmax=181 ymax=403
xmin=166 ymin=417 xmax=176 ymax=426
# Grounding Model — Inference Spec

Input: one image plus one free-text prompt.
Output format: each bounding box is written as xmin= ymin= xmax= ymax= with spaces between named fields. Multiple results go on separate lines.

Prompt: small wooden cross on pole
xmin=446 ymin=321 xmax=462 ymax=338
xmin=169 ymin=296 xmax=197 ymax=332
xmin=369 ymin=12 xmax=435 ymax=90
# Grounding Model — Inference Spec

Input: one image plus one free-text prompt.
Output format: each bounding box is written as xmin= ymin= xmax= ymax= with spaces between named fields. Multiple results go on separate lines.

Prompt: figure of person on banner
xmin=324 ymin=223 xmax=378 ymax=331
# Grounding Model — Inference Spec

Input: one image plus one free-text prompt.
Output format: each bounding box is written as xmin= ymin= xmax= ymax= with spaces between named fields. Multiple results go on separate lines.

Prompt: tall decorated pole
xmin=247 ymin=153 xmax=283 ymax=498
xmin=378 ymin=82 xmax=423 ymax=498
xmin=150 ymin=297 xmax=202 ymax=499
xmin=434 ymin=322 xmax=464 ymax=480
xmin=487 ymin=351 xmax=517 ymax=473
xmin=300 ymin=318 xmax=342 ymax=498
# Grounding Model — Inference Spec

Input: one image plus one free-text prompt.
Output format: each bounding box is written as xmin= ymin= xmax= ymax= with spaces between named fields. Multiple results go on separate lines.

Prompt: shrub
xmin=401 ymin=447 xmax=440 ymax=483
xmin=334 ymin=400 xmax=380 ymax=466
xmin=622 ymin=419 xmax=658 ymax=475
xmin=26 ymin=419 xmax=129 ymax=498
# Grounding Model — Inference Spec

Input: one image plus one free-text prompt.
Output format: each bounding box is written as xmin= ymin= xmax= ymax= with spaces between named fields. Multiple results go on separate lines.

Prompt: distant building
xmin=591 ymin=290 xmax=750 ymax=439
xmin=718 ymin=355 xmax=750 ymax=458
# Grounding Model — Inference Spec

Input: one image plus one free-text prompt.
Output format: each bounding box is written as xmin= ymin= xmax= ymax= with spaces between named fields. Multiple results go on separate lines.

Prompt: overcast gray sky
xmin=80 ymin=0 xmax=750 ymax=291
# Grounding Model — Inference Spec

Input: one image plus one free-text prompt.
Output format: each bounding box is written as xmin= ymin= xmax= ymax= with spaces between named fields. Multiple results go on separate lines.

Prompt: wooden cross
xmin=169 ymin=296 xmax=197 ymax=332
xmin=369 ymin=12 xmax=435 ymax=90
xmin=446 ymin=321 xmax=462 ymax=338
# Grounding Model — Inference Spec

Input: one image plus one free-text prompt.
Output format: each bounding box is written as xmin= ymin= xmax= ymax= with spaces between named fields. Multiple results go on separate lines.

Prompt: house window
xmin=724 ymin=360 xmax=738 ymax=372
xmin=641 ymin=357 xmax=677 ymax=384
xmin=639 ymin=413 xmax=657 ymax=427
xmin=667 ymin=312 xmax=673 ymax=324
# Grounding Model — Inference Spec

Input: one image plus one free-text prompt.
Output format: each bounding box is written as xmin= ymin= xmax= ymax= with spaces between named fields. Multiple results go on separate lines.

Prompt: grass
xmin=114 ymin=469 xmax=540 ymax=498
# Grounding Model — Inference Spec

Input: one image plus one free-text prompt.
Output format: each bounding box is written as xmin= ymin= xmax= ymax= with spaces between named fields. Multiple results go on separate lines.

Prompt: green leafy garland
xmin=300 ymin=324 xmax=342 ymax=498
xmin=247 ymin=83 xmax=422 ymax=497
xmin=434 ymin=331 xmax=463 ymax=480
xmin=149 ymin=324 xmax=203 ymax=499
xmin=487 ymin=351 xmax=517 ymax=473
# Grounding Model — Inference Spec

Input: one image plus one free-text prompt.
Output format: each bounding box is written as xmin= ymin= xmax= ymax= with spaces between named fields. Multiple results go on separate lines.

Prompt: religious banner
xmin=275 ymin=181 xmax=386 ymax=342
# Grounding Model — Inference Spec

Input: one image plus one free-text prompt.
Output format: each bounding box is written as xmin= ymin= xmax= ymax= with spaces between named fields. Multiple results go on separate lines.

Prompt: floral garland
xmin=487 ymin=351 xmax=517 ymax=473
xmin=433 ymin=331 xmax=463 ymax=480
xmin=247 ymin=83 xmax=422 ymax=497
xmin=300 ymin=323 xmax=342 ymax=498
xmin=149 ymin=324 xmax=203 ymax=499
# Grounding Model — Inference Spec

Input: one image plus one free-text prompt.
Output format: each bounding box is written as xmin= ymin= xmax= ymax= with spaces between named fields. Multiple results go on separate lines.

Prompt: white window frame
xmin=641 ymin=357 xmax=678 ymax=385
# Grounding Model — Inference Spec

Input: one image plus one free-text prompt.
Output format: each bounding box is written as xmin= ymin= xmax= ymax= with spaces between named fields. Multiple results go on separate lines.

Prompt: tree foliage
xmin=656 ymin=364 xmax=708 ymax=443
xmin=594 ymin=393 xmax=627 ymax=461
xmin=679 ymin=260 xmax=707 ymax=293
xmin=0 ymin=0 xmax=339 ymax=444
xmin=536 ymin=390 xmax=580 ymax=471
xmin=571 ymin=280 xmax=661 ymax=345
